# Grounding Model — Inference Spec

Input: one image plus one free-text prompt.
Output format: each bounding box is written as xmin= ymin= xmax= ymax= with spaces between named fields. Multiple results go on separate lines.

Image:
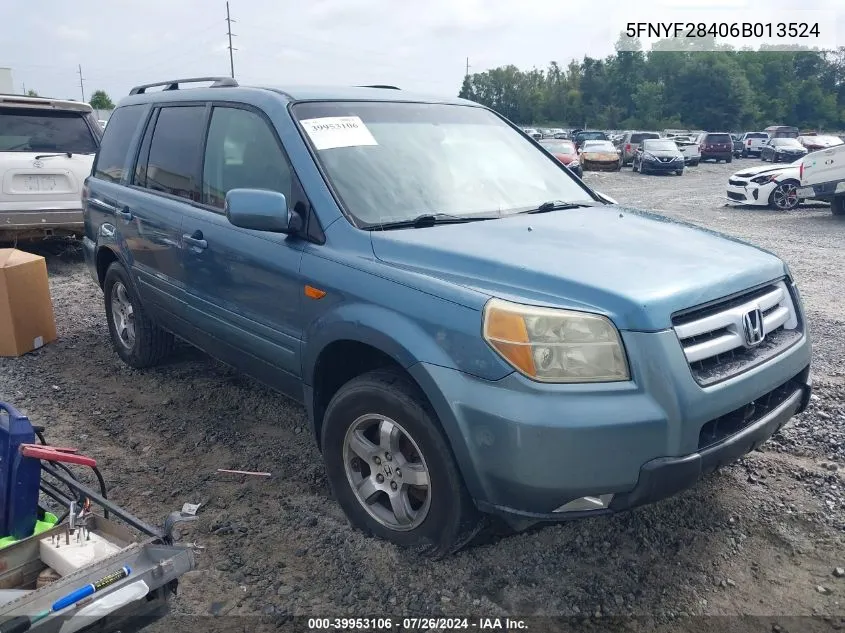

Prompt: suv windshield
xmin=293 ymin=102 xmax=594 ymax=227
xmin=630 ymin=132 xmax=659 ymax=144
xmin=0 ymin=108 xmax=99 ymax=153
xmin=575 ymin=131 xmax=607 ymax=143
xmin=642 ymin=140 xmax=678 ymax=152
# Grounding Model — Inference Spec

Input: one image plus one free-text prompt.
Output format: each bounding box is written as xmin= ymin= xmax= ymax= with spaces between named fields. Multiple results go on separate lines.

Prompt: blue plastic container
xmin=0 ymin=402 xmax=40 ymax=539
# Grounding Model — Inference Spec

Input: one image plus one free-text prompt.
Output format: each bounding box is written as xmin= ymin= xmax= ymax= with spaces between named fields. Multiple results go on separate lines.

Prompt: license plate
xmin=20 ymin=175 xmax=61 ymax=192
xmin=797 ymin=186 xmax=815 ymax=198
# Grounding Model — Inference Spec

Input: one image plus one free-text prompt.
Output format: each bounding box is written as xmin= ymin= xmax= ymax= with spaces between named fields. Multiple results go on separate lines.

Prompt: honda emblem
xmin=742 ymin=308 xmax=765 ymax=347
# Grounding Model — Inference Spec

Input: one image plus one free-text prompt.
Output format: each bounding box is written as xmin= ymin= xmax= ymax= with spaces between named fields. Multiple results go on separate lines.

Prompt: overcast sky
xmin=2 ymin=0 xmax=842 ymax=104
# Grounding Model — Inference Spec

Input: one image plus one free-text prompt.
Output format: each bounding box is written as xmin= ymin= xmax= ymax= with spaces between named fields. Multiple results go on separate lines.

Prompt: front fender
xmin=301 ymin=301 xmax=511 ymax=386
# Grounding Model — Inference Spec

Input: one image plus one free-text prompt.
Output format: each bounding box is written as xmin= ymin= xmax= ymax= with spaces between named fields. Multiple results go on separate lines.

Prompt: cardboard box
xmin=0 ymin=249 xmax=57 ymax=357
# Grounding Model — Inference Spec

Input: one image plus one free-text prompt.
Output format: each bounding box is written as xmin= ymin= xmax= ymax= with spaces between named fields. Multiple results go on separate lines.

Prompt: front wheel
xmin=768 ymin=180 xmax=800 ymax=210
xmin=103 ymin=262 xmax=174 ymax=368
xmin=321 ymin=369 xmax=481 ymax=556
xmin=632 ymin=160 xmax=639 ymax=172
xmin=726 ymin=156 xmax=733 ymax=163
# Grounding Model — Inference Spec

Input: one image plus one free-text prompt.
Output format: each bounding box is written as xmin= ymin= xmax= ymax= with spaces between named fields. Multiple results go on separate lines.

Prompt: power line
xmin=226 ymin=1 xmax=237 ymax=79
xmin=77 ymin=65 xmax=85 ymax=102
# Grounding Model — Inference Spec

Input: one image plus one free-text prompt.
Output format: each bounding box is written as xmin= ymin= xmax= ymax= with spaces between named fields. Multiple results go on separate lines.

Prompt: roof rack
xmin=358 ymin=85 xmax=400 ymax=90
xmin=129 ymin=77 xmax=239 ymax=96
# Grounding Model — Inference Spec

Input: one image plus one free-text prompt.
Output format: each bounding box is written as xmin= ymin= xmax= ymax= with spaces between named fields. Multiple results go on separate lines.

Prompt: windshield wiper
xmin=520 ymin=200 xmax=597 ymax=214
xmin=35 ymin=152 xmax=73 ymax=159
xmin=372 ymin=212 xmax=496 ymax=230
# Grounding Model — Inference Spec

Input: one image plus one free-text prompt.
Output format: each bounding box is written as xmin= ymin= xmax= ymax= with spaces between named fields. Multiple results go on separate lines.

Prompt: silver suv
xmin=618 ymin=130 xmax=661 ymax=166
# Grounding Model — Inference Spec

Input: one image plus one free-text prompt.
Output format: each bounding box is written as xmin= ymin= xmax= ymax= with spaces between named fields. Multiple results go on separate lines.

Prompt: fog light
xmin=553 ymin=494 xmax=614 ymax=513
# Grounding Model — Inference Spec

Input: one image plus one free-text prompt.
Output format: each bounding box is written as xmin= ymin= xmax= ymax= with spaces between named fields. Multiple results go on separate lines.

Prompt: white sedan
xmin=725 ymin=158 xmax=803 ymax=210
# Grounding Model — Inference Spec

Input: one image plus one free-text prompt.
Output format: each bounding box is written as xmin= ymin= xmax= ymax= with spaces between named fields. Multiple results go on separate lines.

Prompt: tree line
xmin=458 ymin=36 xmax=845 ymax=132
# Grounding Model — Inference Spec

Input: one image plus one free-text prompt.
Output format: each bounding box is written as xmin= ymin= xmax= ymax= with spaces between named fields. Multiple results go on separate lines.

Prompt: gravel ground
xmin=1 ymin=160 xmax=844 ymax=631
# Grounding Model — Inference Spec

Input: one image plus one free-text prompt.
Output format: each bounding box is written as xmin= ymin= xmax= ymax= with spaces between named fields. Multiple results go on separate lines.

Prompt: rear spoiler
xmin=0 ymin=95 xmax=93 ymax=113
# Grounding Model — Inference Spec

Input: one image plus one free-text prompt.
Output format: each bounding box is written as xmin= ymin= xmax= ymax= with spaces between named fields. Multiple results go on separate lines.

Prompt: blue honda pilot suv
xmin=82 ymin=78 xmax=812 ymax=555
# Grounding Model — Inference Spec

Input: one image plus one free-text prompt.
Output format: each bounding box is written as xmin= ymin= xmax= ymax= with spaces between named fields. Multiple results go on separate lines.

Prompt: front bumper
xmin=410 ymin=325 xmax=812 ymax=524
xmin=726 ymin=181 xmax=774 ymax=206
xmin=583 ymin=160 xmax=620 ymax=171
xmin=641 ymin=160 xmax=684 ymax=172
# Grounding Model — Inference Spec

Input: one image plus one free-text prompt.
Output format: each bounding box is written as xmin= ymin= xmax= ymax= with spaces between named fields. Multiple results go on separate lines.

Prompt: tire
xmin=832 ymin=195 xmax=845 ymax=217
xmin=103 ymin=262 xmax=175 ymax=368
xmin=761 ymin=154 xmax=767 ymax=162
xmin=676 ymin=169 xmax=684 ymax=176
xmin=768 ymin=180 xmax=800 ymax=211
xmin=772 ymin=155 xmax=779 ymax=164
xmin=742 ymin=150 xmax=748 ymax=158
xmin=726 ymin=156 xmax=733 ymax=163
xmin=632 ymin=159 xmax=639 ymax=173
xmin=321 ymin=369 xmax=481 ymax=557
xmin=691 ymin=160 xmax=699 ymax=167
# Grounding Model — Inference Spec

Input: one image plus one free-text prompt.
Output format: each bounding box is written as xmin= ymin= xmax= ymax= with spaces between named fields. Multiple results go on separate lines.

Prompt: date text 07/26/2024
xmin=625 ymin=22 xmax=821 ymax=39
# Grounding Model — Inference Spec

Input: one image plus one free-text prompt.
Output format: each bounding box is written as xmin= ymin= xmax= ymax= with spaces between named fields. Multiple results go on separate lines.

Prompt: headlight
xmin=751 ymin=174 xmax=776 ymax=184
xmin=482 ymin=298 xmax=630 ymax=383
xmin=643 ymin=152 xmax=657 ymax=161
xmin=569 ymin=160 xmax=580 ymax=167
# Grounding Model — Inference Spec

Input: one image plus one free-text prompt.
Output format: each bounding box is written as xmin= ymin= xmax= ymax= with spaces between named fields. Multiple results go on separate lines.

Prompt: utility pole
xmin=465 ymin=57 xmax=470 ymax=77
xmin=77 ymin=65 xmax=85 ymax=102
xmin=22 ymin=82 xmax=25 ymax=95
xmin=226 ymin=2 xmax=237 ymax=79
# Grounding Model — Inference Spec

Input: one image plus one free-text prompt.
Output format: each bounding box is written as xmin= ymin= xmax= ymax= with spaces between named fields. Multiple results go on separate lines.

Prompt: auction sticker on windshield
xmin=300 ymin=116 xmax=378 ymax=150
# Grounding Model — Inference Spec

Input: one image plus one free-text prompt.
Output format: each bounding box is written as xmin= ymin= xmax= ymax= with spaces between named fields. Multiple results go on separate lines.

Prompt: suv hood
xmin=370 ymin=206 xmax=786 ymax=332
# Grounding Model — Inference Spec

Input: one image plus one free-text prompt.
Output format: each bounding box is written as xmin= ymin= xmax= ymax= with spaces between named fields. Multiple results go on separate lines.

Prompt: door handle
xmin=115 ymin=207 xmax=132 ymax=221
xmin=182 ymin=231 xmax=207 ymax=250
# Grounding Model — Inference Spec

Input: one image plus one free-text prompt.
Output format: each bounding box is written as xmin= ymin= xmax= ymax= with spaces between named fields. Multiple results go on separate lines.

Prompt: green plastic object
xmin=0 ymin=512 xmax=59 ymax=549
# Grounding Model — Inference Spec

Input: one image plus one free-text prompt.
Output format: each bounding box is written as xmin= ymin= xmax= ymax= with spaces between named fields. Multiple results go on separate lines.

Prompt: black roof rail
xmin=358 ymin=85 xmax=400 ymax=90
xmin=129 ymin=77 xmax=239 ymax=96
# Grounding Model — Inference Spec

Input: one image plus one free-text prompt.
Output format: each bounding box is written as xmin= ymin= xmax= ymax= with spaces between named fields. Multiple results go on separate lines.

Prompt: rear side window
xmin=93 ymin=105 xmax=145 ymax=183
xmin=745 ymin=133 xmax=768 ymax=139
xmin=201 ymin=107 xmax=292 ymax=210
xmin=0 ymin=107 xmax=98 ymax=153
xmin=707 ymin=134 xmax=731 ymax=143
xmin=143 ymin=106 xmax=206 ymax=201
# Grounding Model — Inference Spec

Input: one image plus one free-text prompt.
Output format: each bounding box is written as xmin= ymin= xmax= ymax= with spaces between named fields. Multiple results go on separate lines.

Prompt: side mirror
xmin=224 ymin=189 xmax=303 ymax=234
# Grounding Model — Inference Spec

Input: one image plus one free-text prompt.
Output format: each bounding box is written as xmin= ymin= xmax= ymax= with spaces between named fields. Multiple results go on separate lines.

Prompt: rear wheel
xmin=103 ymin=263 xmax=174 ymax=368
xmin=768 ymin=180 xmax=800 ymax=210
xmin=321 ymin=369 xmax=481 ymax=557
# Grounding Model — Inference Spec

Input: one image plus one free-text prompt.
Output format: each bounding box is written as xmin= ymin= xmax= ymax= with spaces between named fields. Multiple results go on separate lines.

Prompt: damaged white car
xmin=725 ymin=158 xmax=803 ymax=210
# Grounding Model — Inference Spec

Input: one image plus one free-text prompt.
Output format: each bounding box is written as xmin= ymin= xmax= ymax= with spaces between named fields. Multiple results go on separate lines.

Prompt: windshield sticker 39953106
xmin=299 ymin=116 xmax=379 ymax=150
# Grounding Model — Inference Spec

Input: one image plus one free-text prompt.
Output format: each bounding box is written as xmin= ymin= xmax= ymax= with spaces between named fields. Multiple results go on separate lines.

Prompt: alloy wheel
xmin=343 ymin=414 xmax=432 ymax=531
xmin=110 ymin=281 xmax=136 ymax=350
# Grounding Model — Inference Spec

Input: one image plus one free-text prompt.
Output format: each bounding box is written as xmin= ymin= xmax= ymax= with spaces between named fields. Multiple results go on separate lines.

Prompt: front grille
xmin=698 ymin=377 xmax=801 ymax=450
xmin=727 ymin=191 xmax=747 ymax=201
xmin=672 ymin=280 xmax=802 ymax=386
xmin=728 ymin=178 xmax=747 ymax=186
